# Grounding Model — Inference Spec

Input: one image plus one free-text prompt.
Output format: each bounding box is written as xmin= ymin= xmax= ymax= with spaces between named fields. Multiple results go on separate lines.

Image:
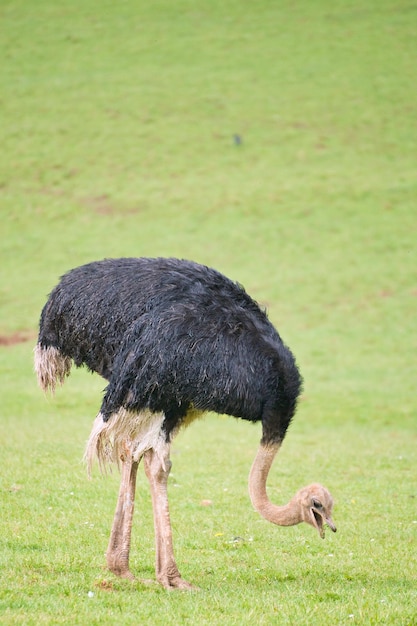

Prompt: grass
xmin=1 ymin=0 xmax=416 ymax=623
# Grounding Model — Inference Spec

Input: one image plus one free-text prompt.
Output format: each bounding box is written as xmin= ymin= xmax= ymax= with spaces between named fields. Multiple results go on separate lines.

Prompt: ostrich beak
xmin=311 ymin=507 xmax=337 ymax=539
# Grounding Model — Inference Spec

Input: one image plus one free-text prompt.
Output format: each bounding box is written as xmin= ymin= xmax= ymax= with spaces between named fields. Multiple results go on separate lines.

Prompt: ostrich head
xmin=293 ymin=483 xmax=336 ymax=538
xmin=249 ymin=445 xmax=337 ymax=537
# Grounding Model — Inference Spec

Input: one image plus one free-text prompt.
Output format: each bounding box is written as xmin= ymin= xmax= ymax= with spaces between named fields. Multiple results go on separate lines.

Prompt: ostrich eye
xmin=312 ymin=499 xmax=322 ymax=509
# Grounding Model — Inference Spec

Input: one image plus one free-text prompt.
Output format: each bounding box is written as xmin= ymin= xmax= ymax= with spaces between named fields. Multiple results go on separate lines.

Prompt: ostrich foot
xmin=156 ymin=561 xmax=197 ymax=590
xmin=158 ymin=574 xmax=197 ymax=591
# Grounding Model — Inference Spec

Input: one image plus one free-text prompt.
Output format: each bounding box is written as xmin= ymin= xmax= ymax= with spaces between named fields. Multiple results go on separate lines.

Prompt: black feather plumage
xmin=38 ymin=257 xmax=302 ymax=444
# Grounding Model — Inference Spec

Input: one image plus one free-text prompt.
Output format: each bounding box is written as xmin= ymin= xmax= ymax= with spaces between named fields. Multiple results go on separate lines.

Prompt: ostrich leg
xmin=106 ymin=447 xmax=138 ymax=579
xmin=144 ymin=448 xmax=193 ymax=590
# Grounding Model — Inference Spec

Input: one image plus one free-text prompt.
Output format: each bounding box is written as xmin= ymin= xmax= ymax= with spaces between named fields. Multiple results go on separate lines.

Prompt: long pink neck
xmin=248 ymin=444 xmax=302 ymax=527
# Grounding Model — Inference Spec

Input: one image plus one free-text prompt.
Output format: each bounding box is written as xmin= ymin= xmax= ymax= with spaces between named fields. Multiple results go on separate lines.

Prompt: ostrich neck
xmin=248 ymin=444 xmax=302 ymax=527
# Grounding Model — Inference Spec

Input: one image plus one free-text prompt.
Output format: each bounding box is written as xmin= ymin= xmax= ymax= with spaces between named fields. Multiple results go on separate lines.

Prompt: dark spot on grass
xmin=94 ymin=579 xmax=115 ymax=591
xmin=81 ymin=195 xmax=141 ymax=216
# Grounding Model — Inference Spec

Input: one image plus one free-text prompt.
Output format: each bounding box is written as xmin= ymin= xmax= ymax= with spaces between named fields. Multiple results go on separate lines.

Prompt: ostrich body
xmin=35 ymin=257 xmax=336 ymax=589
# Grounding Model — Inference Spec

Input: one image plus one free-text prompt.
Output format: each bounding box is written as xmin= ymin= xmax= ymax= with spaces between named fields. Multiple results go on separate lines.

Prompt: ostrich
xmin=34 ymin=257 xmax=336 ymax=589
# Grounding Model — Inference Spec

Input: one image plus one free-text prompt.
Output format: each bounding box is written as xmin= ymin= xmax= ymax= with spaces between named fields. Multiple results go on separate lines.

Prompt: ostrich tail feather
xmin=34 ymin=344 xmax=72 ymax=393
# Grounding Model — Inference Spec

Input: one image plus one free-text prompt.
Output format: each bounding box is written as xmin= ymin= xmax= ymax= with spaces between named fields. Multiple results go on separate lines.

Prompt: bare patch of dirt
xmin=0 ymin=330 xmax=36 ymax=347
xmin=94 ymin=579 xmax=115 ymax=592
xmin=82 ymin=194 xmax=116 ymax=215
xmin=81 ymin=194 xmax=142 ymax=216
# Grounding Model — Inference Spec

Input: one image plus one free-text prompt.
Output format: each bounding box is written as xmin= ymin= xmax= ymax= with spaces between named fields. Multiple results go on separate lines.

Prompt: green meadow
xmin=1 ymin=0 xmax=416 ymax=623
